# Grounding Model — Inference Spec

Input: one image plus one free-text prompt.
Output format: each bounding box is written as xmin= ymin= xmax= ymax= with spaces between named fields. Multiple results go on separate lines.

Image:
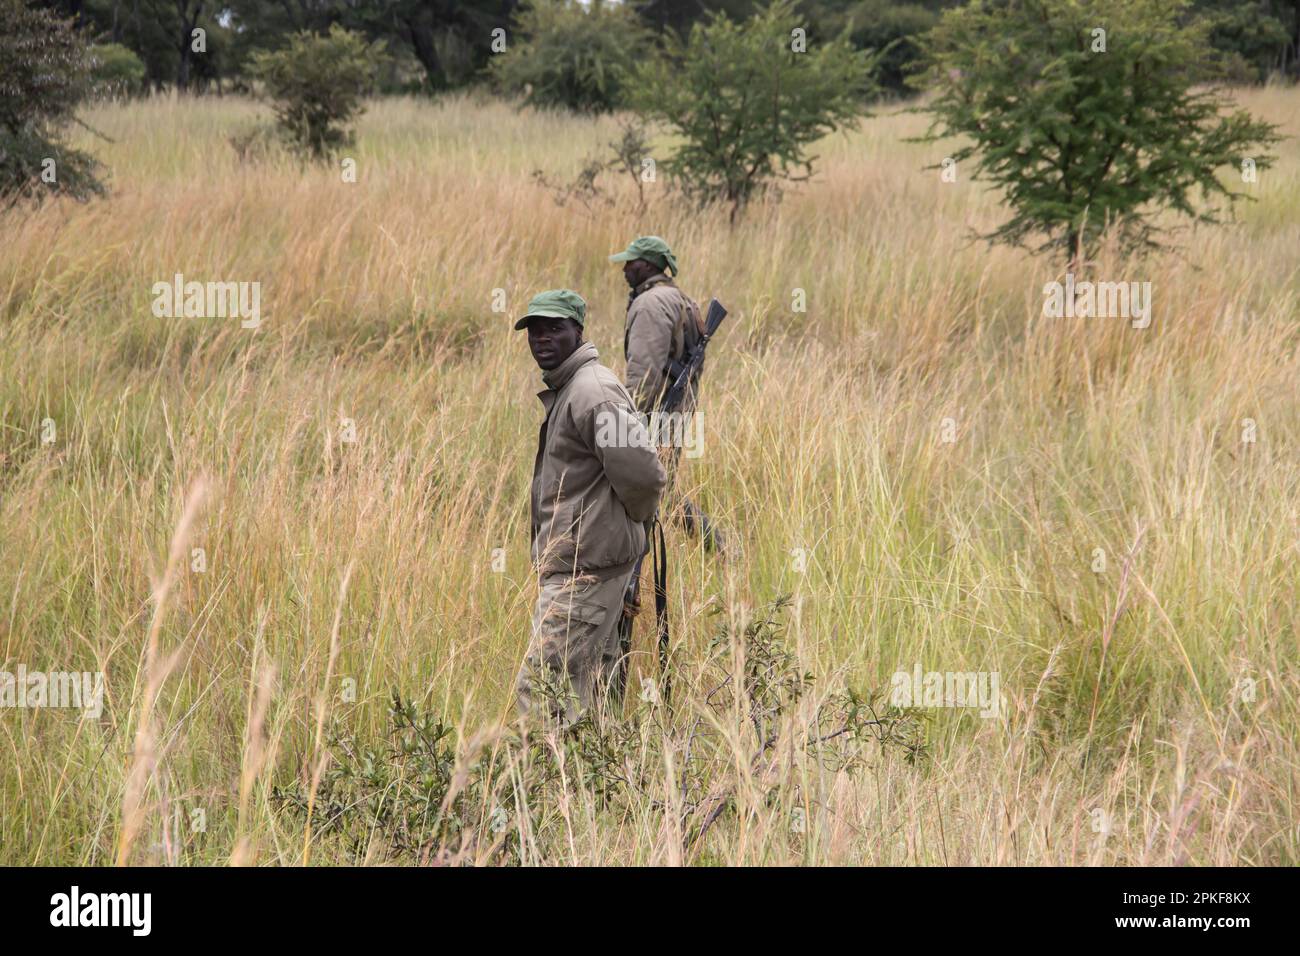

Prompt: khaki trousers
xmin=515 ymin=559 xmax=638 ymax=725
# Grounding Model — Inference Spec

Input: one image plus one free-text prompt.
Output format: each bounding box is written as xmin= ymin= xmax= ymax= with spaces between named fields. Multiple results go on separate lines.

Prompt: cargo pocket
xmin=564 ymin=598 xmax=608 ymax=629
xmin=537 ymin=576 xmax=606 ymax=635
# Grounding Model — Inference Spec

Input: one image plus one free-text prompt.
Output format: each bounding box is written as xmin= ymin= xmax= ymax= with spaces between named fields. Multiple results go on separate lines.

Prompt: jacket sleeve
xmin=587 ymin=400 xmax=667 ymax=522
xmin=625 ymin=295 xmax=678 ymax=412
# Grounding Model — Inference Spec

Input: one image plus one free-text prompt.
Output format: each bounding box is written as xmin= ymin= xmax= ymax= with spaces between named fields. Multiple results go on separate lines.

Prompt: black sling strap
xmin=652 ymin=515 xmax=671 ymax=704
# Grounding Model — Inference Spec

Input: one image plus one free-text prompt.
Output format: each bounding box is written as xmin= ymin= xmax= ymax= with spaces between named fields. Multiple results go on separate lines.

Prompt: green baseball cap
xmin=609 ymin=235 xmax=678 ymax=276
xmin=514 ymin=289 xmax=587 ymax=331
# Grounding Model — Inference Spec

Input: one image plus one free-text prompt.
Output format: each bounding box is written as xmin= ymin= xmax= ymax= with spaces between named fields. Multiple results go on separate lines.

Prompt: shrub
xmin=914 ymin=0 xmax=1284 ymax=263
xmin=491 ymin=0 xmax=650 ymax=113
xmin=273 ymin=598 xmax=926 ymax=864
xmin=531 ymin=120 xmax=654 ymax=214
xmin=0 ymin=0 xmax=105 ymax=205
xmin=249 ymin=25 xmax=383 ymax=160
xmin=88 ymin=43 xmax=148 ymax=98
xmin=629 ymin=0 xmax=879 ymax=220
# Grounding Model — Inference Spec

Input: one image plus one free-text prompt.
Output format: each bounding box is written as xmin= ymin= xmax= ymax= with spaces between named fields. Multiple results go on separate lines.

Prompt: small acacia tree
xmin=915 ymin=0 xmax=1283 ymax=263
xmin=250 ymin=26 xmax=383 ymax=160
xmin=631 ymin=0 xmax=880 ymax=220
xmin=0 ymin=0 xmax=105 ymax=205
xmin=491 ymin=0 xmax=650 ymax=113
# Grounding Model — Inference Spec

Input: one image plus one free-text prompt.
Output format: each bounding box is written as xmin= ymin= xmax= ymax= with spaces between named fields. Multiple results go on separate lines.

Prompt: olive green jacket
xmin=530 ymin=342 xmax=667 ymax=577
xmin=624 ymin=273 xmax=694 ymax=412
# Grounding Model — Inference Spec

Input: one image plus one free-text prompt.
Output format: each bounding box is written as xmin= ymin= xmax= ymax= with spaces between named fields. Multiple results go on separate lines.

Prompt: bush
xmin=491 ymin=0 xmax=650 ymax=113
xmin=630 ymin=0 xmax=879 ymax=219
xmin=272 ymin=598 xmax=926 ymax=865
xmin=249 ymin=25 xmax=383 ymax=160
xmin=816 ymin=0 xmax=940 ymax=94
xmin=531 ymin=120 xmax=655 ymax=214
xmin=0 ymin=0 xmax=105 ymax=205
xmin=914 ymin=0 xmax=1284 ymax=262
xmin=87 ymin=43 xmax=148 ymax=98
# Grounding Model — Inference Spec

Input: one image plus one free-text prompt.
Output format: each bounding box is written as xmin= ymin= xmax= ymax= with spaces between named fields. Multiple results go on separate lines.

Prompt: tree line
xmin=2 ymin=0 xmax=1286 ymax=271
xmin=33 ymin=0 xmax=1300 ymax=100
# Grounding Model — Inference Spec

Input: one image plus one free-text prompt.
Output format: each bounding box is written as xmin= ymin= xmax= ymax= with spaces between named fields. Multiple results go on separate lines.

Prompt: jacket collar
xmin=541 ymin=341 xmax=599 ymax=392
xmin=631 ymin=272 xmax=673 ymax=300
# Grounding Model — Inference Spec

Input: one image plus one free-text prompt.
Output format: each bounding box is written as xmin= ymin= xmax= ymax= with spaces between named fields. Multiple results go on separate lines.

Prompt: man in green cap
xmin=610 ymin=235 xmax=723 ymax=552
xmin=513 ymin=289 xmax=667 ymax=724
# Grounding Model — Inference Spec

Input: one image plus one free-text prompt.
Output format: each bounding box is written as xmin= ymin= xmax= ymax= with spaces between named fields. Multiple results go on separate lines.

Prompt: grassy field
xmin=1 ymin=88 xmax=1297 ymax=865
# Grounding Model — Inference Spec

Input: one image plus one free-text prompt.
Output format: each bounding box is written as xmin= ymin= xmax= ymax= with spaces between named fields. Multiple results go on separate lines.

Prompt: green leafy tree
xmin=915 ymin=0 xmax=1283 ymax=262
xmin=1195 ymin=0 xmax=1291 ymax=82
xmin=167 ymin=0 xmax=207 ymax=90
xmin=250 ymin=25 xmax=383 ymax=160
xmin=0 ymin=0 xmax=105 ymax=205
xmin=492 ymin=0 xmax=650 ymax=112
xmin=228 ymin=0 xmax=519 ymax=91
xmin=80 ymin=0 xmax=182 ymax=91
xmin=38 ymin=0 xmax=234 ymax=91
xmin=631 ymin=0 xmax=879 ymax=219
xmin=634 ymin=0 xmax=758 ymax=34
xmin=348 ymin=0 xmax=518 ymax=91
xmin=87 ymin=43 xmax=148 ymax=97
xmin=800 ymin=0 xmax=954 ymax=94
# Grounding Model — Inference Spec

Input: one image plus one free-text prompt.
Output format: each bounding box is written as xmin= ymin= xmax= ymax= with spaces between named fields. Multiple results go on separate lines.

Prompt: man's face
xmin=526 ymin=316 xmax=583 ymax=370
xmin=623 ymin=258 xmax=658 ymax=289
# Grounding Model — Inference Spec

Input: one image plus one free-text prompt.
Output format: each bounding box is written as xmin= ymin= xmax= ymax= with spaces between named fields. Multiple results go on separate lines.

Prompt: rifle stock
xmin=660 ymin=299 xmax=727 ymax=415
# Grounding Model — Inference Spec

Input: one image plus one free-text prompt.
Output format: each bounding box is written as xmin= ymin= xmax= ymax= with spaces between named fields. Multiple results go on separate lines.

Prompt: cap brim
xmin=514 ymin=308 xmax=574 ymax=330
xmin=609 ymin=251 xmax=637 ymax=263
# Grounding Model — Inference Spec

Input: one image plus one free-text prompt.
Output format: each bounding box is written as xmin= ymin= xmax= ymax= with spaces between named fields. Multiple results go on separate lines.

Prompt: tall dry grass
xmin=0 ymin=88 xmax=1297 ymax=864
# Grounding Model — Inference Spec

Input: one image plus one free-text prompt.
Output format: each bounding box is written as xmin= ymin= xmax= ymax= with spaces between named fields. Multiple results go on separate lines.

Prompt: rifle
xmin=613 ymin=298 xmax=728 ymax=705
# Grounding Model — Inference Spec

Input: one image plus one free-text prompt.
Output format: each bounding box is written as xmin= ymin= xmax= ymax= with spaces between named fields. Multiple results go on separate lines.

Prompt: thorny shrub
xmin=274 ymin=597 xmax=927 ymax=864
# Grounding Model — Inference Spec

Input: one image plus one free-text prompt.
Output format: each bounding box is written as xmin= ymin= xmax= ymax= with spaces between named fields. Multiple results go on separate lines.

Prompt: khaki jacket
xmin=530 ymin=342 xmax=667 ymax=577
xmin=624 ymin=273 xmax=695 ymax=412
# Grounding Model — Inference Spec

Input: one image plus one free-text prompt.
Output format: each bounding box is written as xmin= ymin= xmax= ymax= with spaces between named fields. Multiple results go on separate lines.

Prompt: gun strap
xmin=653 ymin=516 xmax=671 ymax=704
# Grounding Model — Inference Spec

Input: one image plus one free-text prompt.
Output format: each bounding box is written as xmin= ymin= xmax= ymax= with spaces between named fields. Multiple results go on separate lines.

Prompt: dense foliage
xmin=491 ymin=0 xmax=651 ymax=112
xmin=27 ymin=1 xmax=1300 ymax=96
xmin=0 ymin=0 xmax=104 ymax=204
